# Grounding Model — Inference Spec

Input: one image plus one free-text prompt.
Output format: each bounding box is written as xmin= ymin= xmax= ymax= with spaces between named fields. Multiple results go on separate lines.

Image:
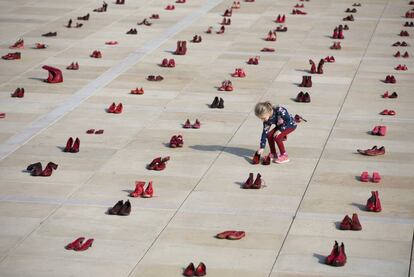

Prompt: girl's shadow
xmin=190 ymin=145 xmax=253 ymax=163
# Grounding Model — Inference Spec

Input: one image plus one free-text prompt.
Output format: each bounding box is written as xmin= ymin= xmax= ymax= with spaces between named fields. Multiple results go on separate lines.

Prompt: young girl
xmin=255 ymin=101 xmax=296 ymax=163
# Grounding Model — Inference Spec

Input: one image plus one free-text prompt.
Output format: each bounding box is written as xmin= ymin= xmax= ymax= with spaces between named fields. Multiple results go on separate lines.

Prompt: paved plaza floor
xmin=0 ymin=0 xmax=413 ymax=276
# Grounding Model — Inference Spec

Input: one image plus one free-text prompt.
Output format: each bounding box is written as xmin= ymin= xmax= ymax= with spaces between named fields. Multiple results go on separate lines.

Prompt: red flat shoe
xmin=195 ymin=262 xmax=206 ymax=276
xmin=65 ymin=237 xmax=85 ymax=250
xmin=130 ymin=181 xmax=145 ymax=197
xmin=95 ymin=129 xmax=104 ymax=134
xmin=216 ymin=230 xmax=237 ymax=239
xmin=9 ymin=39 xmax=24 ymax=49
xmin=372 ymin=172 xmax=381 ymax=183
xmin=339 ymin=215 xmax=352 ymax=230
xmin=161 ymin=58 xmax=168 ymax=67
xmin=2 ymin=52 xmax=21 ymax=60
xmin=105 ymin=41 xmax=118 ymax=45
xmin=130 ymin=87 xmax=144 ymax=95
xmin=227 ymin=231 xmax=245 ymax=240
xmin=168 ymin=59 xmax=176 ymax=67
xmin=360 ymin=171 xmax=369 ymax=182
xmin=63 ymin=137 xmax=73 ymax=152
xmin=351 ymin=213 xmax=362 ymax=231
xmin=183 ymin=263 xmax=195 ymax=276
xmin=261 ymin=47 xmax=275 ymax=52
xmin=74 ymin=238 xmax=94 ymax=251
xmin=371 ymin=126 xmax=380 ymax=135
xmin=142 ymin=181 xmax=153 ymax=198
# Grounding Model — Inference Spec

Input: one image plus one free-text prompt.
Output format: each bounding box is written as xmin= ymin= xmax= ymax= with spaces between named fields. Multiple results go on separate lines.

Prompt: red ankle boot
xmin=325 ymin=241 xmax=338 ymax=265
xmin=309 ymin=59 xmax=316 ymax=73
xmin=252 ymin=173 xmax=262 ymax=189
xmin=339 ymin=215 xmax=352 ymax=230
xmin=252 ymin=151 xmax=260 ymax=164
xmin=351 ymin=213 xmax=362 ymax=230
xmin=130 ymin=181 xmax=145 ymax=197
xmin=333 ymin=243 xmax=347 ymax=266
xmin=42 ymin=65 xmax=63 ymax=83
xmin=40 ymin=162 xmax=58 ymax=177
xmin=242 ymin=173 xmax=254 ymax=189
xmin=142 ymin=181 xmax=153 ymax=198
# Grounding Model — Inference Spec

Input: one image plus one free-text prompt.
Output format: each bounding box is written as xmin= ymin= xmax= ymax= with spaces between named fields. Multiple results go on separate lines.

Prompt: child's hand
xmin=277 ymin=117 xmax=284 ymax=125
xmin=257 ymin=148 xmax=264 ymax=155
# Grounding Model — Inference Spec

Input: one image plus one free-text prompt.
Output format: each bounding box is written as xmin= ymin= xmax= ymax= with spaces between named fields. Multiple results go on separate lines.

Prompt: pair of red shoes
xmin=65 ymin=237 xmax=94 ymax=251
xmin=332 ymin=26 xmax=344 ymax=39
xmin=380 ymin=109 xmax=396 ymax=115
xmin=296 ymin=91 xmax=311 ymax=103
xmin=150 ymin=14 xmax=159 ymax=19
xmin=275 ymin=14 xmax=286 ymax=23
xmin=330 ymin=42 xmax=342 ymax=50
xmin=340 ymin=213 xmax=362 ymax=230
xmin=404 ymin=21 xmax=414 ymax=26
xmin=176 ymin=0 xmax=186 ymax=3
xmin=406 ymin=11 xmax=414 ymax=18
xmin=131 ymin=87 xmax=144 ymax=95
xmin=2 ymin=52 xmax=21 ymax=60
xmin=345 ymin=8 xmax=357 ymax=13
xmin=392 ymin=41 xmax=409 ymax=46
xmin=90 ymin=50 xmax=102 ymax=58
xmin=147 ymin=156 xmax=170 ymax=170
xmin=395 ymin=64 xmax=408 ymax=70
xmin=216 ymin=230 xmax=245 ymax=240
xmin=394 ymin=51 xmax=410 ymax=57
xmin=343 ymin=15 xmax=354 ymax=21
xmin=357 ymin=145 xmax=385 ymax=156
xmin=27 ymin=162 xmax=58 ymax=177
xmin=42 ymin=65 xmax=63 ymax=83
xmin=64 ymin=137 xmax=80 ymax=153
xmin=107 ymin=103 xmax=123 ymax=114
xmin=309 ymin=59 xmax=324 ymax=74
xmin=66 ymin=62 xmax=79 ymax=70
xmin=294 ymin=114 xmax=307 ymax=123
xmin=175 ymin=41 xmax=187 ymax=55
xmin=105 ymin=41 xmax=118 ymax=45
xmin=247 ymin=56 xmax=259 ymax=65
xmin=183 ymin=262 xmax=206 ymax=276
xmin=324 ymin=56 xmax=335 ymax=62
xmin=170 ymin=135 xmax=184 ymax=148
xmin=165 ymin=5 xmax=175 ymax=10
xmin=243 ymin=173 xmax=263 ymax=189
xmin=292 ymin=9 xmax=307 ymax=15
xmin=137 ymin=19 xmax=152 ymax=26
xmin=86 ymin=129 xmax=104 ymax=134
xmin=161 ymin=58 xmax=176 ymax=67
xmin=9 ymin=39 xmax=24 ymax=49
xmin=231 ymin=68 xmax=246 ymax=77
xmin=34 ymin=43 xmax=47 ymax=49
xmin=261 ymin=47 xmax=275 ymax=52
xmin=371 ymin=125 xmax=387 ymax=136
xmin=265 ymin=30 xmax=276 ymax=41
xmin=384 ymin=75 xmax=396 ymax=83
xmin=360 ymin=171 xmax=381 ymax=183
xmin=275 ymin=25 xmax=288 ymax=32
xmin=130 ymin=181 xmax=153 ymax=198
xmin=231 ymin=1 xmax=241 ymax=9
xmin=223 ymin=9 xmax=232 ymax=17
xmin=183 ymin=119 xmax=201 ymax=129
xmin=147 ymin=75 xmax=164 ymax=81
xmin=382 ymin=91 xmax=398 ymax=98
xmin=191 ymin=35 xmax=202 ymax=43
xmin=216 ymin=26 xmax=225 ymax=34
xmin=400 ymin=30 xmax=410 ymax=36
xmin=366 ymin=191 xmax=382 ymax=212
xmin=252 ymin=151 xmax=268 ymax=165
xmin=11 ymin=88 xmax=24 ymax=98
xmin=294 ymin=3 xmax=304 ymax=8
xmin=218 ymin=80 xmax=233 ymax=91
xmin=126 ymin=28 xmax=138 ymax=35
xmin=299 ymin=76 xmax=312 ymax=87
xmin=326 ymin=241 xmax=347 ymax=266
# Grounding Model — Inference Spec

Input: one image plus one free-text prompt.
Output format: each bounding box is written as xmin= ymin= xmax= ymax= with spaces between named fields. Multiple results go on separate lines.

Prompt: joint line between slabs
xmin=266 ymin=1 xmax=390 ymax=276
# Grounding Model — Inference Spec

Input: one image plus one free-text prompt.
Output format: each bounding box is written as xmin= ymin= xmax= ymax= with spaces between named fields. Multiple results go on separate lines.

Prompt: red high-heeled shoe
xmin=147 ymin=157 xmax=162 ymax=170
xmin=107 ymin=102 xmax=116 ymax=113
xmin=142 ymin=181 xmax=153 ymax=198
xmin=130 ymin=181 xmax=145 ymax=197
xmin=63 ymin=137 xmax=73 ymax=152
xmin=183 ymin=263 xmax=195 ymax=276
xmin=74 ymin=238 xmax=94 ymax=251
xmin=195 ymin=262 xmax=206 ymax=276
xmin=114 ymin=103 xmax=123 ymax=114
xmin=65 ymin=237 xmax=85 ymax=250
xmin=71 ymin=137 xmax=80 ymax=153
xmin=325 ymin=241 xmax=339 ymax=265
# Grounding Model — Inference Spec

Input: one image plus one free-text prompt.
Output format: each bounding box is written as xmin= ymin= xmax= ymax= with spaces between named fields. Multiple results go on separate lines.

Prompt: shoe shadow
xmin=122 ymin=189 xmax=133 ymax=194
xmin=190 ymin=145 xmax=253 ymax=161
xmin=28 ymin=77 xmax=45 ymax=82
xmin=334 ymin=221 xmax=342 ymax=230
xmin=295 ymin=69 xmax=310 ymax=73
xmin=313 ymin=253 xmax=326 ymax=264
xmin=350 ymin=202 xmax=366 ymax=211
xmin=290 ymin=97 xmax=299 ymax=102
xmin=235 ymin=181 xmax=244 ymax=188
xmin=56 ymin=146 xmax=65 ymax=151
xmin=354 ymin=175 xmax=361 ymax=181
xmin=164 ymin=50 xmax=175 ymax=54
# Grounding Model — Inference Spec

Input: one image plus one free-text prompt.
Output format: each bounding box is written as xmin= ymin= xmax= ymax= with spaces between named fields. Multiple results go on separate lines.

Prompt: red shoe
xmin=40 ymin=162 xmax=58 ymax=177
xmin=339 ymin=215 xmax=352 ymax=230
xmin=242 ymin=173 xmax=254 ymax=189
xmin=195 ymin=262 xmax=206 ymax=276
xmin=34 ymin=43 xmax=47 ymax=49
xmin=403 ymin=51 xmax=410 ymax=58
xmin=65 ymin=237 xmax=85 ymax=250
xmin=71 ymin=137 xmax=80 ymax=153
xmin=192 ymin=119 xmax=201 ymax=129
xmin=360 ymin=171 xmax=369 ymax=182
xmin=261 ymin=47 xmax=275 ymax=52
xmin=252 ymin=173 xmax=262 ymax=189
xmin=371 ymin=125 xmax=380 ymax=135
xmin=168 ymin=59 xmax=176 ymax=67
xmin=11 ymin=88 xmax=24 ymax=98
xmin=351 ymin=213 xmax=362 ymax=231
xmin=216 ymin=230 xmax=237 ymax=239
xmin=183 ymin=263 xmax=195 ymax=276
xmin=86 ymin=129 xmax=95 ymax=134
xmin=95 ymin=129 xmax=104 ymax=134
xmin=2 ymin=52 xmax=21 ymax=60
xmin=378 ymin=126 xmax=387 ymax=136
xmin=325 ymin=241 xmax=338 ymax=265
xmin=63 ymin=137 xmax=73 ymax=152
xmin=333 ymin=243 xmax=347 ymax=266
xmin=9 ymin=39 xmax=24 ymax=49
xmin=107 ymin=102 xmax=116 ymax=113
xmin=389 ymin=92 xmax=398 ymax=98
xmin=74 ymin=238 xmax=94 ymax=251
xmin=372 ymin=172 xmax=381 ymax=183
xmin=142 ymin=181 xmax=153 ymax=198
xmin=261 ymin=154 xmax=271 ymax=165
xmin=42 ymin=65 xmax=63 ymax=83
xmin=0 ymin=113 xmax=5 ymax=118
xmin=183 ymin=119 xmax=191 ymax=129
xmin=161 ymin=58 xmax=168 ymax=67
xmin=147 ymin=157 xmax=162 ymax=170
xmin=227 ymin=231 xmax=246 ymax=240
xmin=216 ymin=26 xmax=225 ymax=34
xmin=366 ymin=191 xmax=381 ymax=212
xmin=130 ymin=181 xmax=145 ymax=197
xmin=66 ymin=62 xmax=79 ymax=70
xmin=105 ymin=41 xmax=118 ymax=45
xmin=252 ymin=151 xmax=260 ymax=164
xmin=150 ymin=14 xmax=159 ymax=19
xmin=394 ymin=51 xmax=401 ymax=57
xmin=176 ymin=135 xmax=183 ymax=147
xmin=170 ymin=135 xmax=177 ymax=148
xmin=130 ymin=87 xmax=144 ymax=95
xmin=114 ymin=103 xmax=123 ymax=114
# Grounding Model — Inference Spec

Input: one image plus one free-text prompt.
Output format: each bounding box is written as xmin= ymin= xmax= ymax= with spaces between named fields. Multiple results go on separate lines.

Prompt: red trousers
xmin=266 ymin=127 xmax=295 ymax=155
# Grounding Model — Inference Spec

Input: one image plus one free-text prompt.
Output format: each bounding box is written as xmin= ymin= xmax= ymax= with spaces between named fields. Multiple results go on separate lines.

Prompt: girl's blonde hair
xmin=254 ymin=101 xmax=274 ymax=117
